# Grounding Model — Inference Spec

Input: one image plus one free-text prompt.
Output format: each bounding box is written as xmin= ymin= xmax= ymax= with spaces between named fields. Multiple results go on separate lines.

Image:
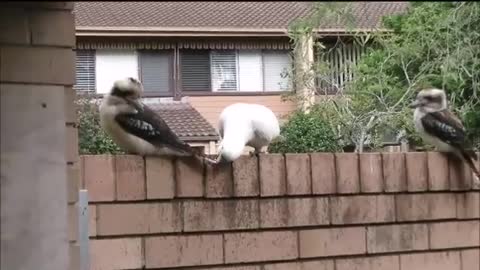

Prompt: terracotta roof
xmin=74 ymin=1 xmax=409 ymax=34
xmin=148 ymin=101 xmax=219 ymax=141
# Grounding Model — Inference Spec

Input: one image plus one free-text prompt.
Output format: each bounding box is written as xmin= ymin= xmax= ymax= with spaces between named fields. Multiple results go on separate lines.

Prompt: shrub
xmin=269 ymin=105 xmax=342 ymax=153
xmin=76 ymin=94 xmax=124 ymax=155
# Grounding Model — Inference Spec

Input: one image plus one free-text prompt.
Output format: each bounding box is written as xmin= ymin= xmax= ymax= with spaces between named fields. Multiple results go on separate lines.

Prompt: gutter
xmin=75 ymin=26 xmax=392 ymax=37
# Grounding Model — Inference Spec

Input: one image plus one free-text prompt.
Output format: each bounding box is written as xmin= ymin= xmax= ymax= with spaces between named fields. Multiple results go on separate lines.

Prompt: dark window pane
xmin=180 ymin=50 xmax=211 ymax=91
xmin=139 ymin=50 xmax=173 ymax=94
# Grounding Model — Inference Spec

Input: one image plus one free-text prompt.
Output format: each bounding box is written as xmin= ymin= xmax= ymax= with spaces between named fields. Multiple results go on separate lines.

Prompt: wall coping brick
xmin=80 ymin=152 xmax=480 ymax=270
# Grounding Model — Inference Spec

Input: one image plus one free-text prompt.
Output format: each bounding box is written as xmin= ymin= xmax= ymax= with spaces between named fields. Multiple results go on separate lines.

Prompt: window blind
xmin=74 ymin=50 xmax=96 ymax=92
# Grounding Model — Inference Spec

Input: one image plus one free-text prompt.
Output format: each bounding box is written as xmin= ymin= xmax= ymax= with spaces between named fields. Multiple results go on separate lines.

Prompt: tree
xmin=281 ymin=1 xmax=480 ymax=153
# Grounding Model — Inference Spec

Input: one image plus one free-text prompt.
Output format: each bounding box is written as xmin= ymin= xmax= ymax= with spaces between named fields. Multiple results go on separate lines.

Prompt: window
xmin=139 ymin=51 xmax=172 ymax=93
xmin=95 ymin=50 xmax=139 ymax=94
xmin=74 ymin=50 xmax=96 ymax=92
xmin=211 ymin=50 xmax=238 ymax=91
xmin=263 ymin=51 xmax=290 ymax=91
xmin=316 ymin=41 xmax=368 ymax=94
xmin=238 ymin=50 xmax=263 ymax=92
xmin=180 ymin=49 xmax=291 ymax=92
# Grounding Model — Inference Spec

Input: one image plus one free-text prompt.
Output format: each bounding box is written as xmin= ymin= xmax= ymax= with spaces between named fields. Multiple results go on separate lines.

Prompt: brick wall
xmin=1 ymin=2 xmax=78 ymax=270
xmin=80 ymin=152 xmax=480 ymax=270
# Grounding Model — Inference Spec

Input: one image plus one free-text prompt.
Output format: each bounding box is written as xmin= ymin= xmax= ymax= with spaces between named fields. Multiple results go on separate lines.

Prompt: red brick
xmin=395 ymin=193 xmax=456 ymax=221
xmin=184 ymin=200 xmax=259 ymax=231
xmin=68 ymin=243 xmax=80 ymax=270
xmin=115 ymin=155 xmax=145 ymax=201
xmin=0 ymin=8 xmax=30 ymax=44
xmin=260 ymin=198 xmax=329 ymax=228
xmin=233 ymin=155 xmax=260 ymax=197
xmin=359 ymin=153 xmax=383 ymax=193
xmin=259 ymin=154 xmax=286 ymax=196
xmin=427 ymin=152 xmax=449 ymax=190
xmin=367 ymin=224 xmax=428 ymax=253
xmin=264 ymin=260 xmax=334 ymax=270
xmin=198 ymin=267 xmax=261 ymax=270
xmin=66 ymin=162 xmax=80 ymax=203
xmin=311 ymin=153 xmax=336 ymax=194
xmin=336 ymin=255 xmax=400 ymax=270
xmin=145 ymin=235 xmax=223 ymax=268
xmin=90 ymin=238 xmax=143 ymax=270
xmin=335 ymin=153 xmax=360 ymax=194
xmin=299 ymin=227 xmax=366 ymax=258
xmin=145 ymin=156 xmax=174 ymax=199
xmin=0 ymin=46 xmax=75 ymax=85
xmin=429 ymin=221 xmax=480 ymax=249
xmin=400 ymin=251 xmax=461 ymax=270
xmin=449 ymin=155 xmax=473 ymax=190
xmin=68 ymin=204 xmax=78 ymax=242
xmin=83 ymin=155 xmax=115 ymax=202
xmin=286 ymin=154 xmax=311 ymax=195
xmin=97 ymin=203 xmax=182 ymax=236
xmin=89 ymin=205 xmax=97 ymax=237
xmin=461 ymin=249 xmax=480 ymax=270
xmin=331 ymin=195 xmax=395 ymax=224
xmin=65 ymin=125 xmax=79 ymax=163
xmin=205 ymin=162 xmax=233 ymax=198
xmin=382 ymin=153 xmax=407 ymax=192
xmin=175 ymin=157 xmax=204 ymax=197
xmin=457 ymin=192 xmax=480 ymax=219
xmin=225 ymin=231 xmax=297 ymax=263
xmin=406 ymin=152 xmax=428 ymax=191
xmin=30 ymin=10 xmax=75 ymax=47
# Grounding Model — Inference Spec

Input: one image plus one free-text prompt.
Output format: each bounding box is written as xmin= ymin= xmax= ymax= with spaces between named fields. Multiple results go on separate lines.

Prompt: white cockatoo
xmin=99 ymin=77 xmax=216 ymax=163
xmin=410 ymin=88 xmax=479 ymax=180
xmin=216 ymin=103 xmax=281 ymax=162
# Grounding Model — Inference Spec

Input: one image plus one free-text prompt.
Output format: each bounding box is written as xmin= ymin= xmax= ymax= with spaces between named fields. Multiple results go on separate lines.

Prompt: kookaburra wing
xmin=115 ymin=98 xmax=196 ymax=156
xmin=410 ymin=88 xmax=479 ymax=180
xmin=217 ymin=103 xmax=281 ymax=163
xmin=99 ymin=77 xmax=216 ymax=163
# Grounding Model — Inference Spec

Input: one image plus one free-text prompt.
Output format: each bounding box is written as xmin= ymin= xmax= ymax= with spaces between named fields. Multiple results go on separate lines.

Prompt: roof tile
xmin=148 ymin=102 xmax=219 ymax=141
xmin=74 ymin=2 xmax=409 ymax=31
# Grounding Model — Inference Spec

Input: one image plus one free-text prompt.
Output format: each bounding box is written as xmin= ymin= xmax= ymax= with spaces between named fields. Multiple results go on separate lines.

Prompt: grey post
xmin=78 ymin=189 xmax=90 ymax=270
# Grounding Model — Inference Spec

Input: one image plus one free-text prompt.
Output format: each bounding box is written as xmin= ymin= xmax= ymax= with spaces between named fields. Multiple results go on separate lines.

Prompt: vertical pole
xmin=78 ymin=190 xmax=90 ymax=270
xmin=173 ymin=43 xmax=182 ymax=100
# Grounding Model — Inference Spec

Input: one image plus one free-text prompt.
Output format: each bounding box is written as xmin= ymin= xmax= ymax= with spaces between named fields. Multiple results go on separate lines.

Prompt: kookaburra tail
xmin=410 ymin=88 xmax=479 ymax=180
xmin=99 ymin=77 xmax=217 ymax=164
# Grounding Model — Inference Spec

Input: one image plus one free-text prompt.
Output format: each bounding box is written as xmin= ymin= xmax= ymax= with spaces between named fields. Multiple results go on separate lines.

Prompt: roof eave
xmin=76 ymin=27 xmax=289 ymax=37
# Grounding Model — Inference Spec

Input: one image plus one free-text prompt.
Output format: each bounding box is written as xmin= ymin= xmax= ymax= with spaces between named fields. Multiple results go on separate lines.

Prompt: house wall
xmin=81 ymin=152 xmax=479 ymax=270
xmin=0 ymin=2 xmax=79 ymax=270
xmin=188 ymin=94 xmax=296 ymax=128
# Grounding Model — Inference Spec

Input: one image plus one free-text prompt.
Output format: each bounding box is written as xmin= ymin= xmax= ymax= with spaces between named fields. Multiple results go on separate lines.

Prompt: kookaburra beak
xmin=409 ymin=99 xmax=423 ymax=108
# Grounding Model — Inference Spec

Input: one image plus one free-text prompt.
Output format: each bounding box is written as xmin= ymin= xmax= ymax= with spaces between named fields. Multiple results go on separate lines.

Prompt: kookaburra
xmin=410 ymin=88 xmax=480 ymax=180
xmin=217 ymin=103 xmax=281 ymax=162
xmin=99 ymin=77 xmax=216 ymax=164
